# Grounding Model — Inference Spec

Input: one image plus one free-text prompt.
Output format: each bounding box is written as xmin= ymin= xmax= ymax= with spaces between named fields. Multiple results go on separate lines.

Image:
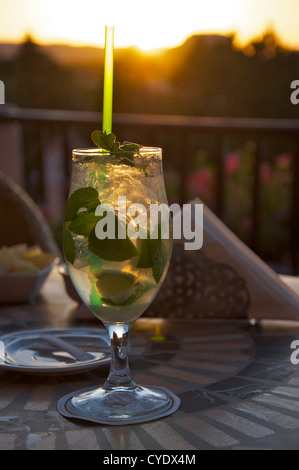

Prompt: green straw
xmin=89 ymin=25 xmax=115 ymax=308
xmin=102 ymin=25 xmax=114 ymax=134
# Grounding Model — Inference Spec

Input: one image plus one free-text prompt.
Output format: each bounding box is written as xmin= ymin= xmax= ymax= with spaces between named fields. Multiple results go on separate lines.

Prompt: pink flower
xmin=259 ymin=162 xmax=272 ymax=185
xmin=275 ymin=153 xmax=292 ymax=169
xmin=225 ymin=153 xmax=241 ymax=175
xmin=189 ymin=168 xmax=214 ymax=197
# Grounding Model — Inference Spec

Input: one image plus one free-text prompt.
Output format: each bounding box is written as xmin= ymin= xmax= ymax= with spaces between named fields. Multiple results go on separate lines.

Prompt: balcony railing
xmin=0 ymin=106 xmax=298 ymax=273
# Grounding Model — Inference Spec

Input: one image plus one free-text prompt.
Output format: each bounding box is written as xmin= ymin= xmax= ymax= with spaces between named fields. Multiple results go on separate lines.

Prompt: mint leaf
xmin=64 ymin=184 xmax=139 ymax=265
xmin=119 ymin=157 xmax=136 ymax=167
xmin=68 ymin=209 xmax=101 ymax=237
xmin=91 ymin=130 xmax=117 ymax=151
xmin=91 ymin=131 xmax=143 ymax=169
xmin=136 ymin=238 xmax=153 ymax=269
xmin=151 ymin=238 xmax=168 ymax=283
xmin=88 ymin=226 xmax=138 ymax=262
xmin=136 ymin=225 xmax=168 ymax=283
xmin=64 ymin=187 xmax=100 ymax=264
xmin=65 ymin=187 xmax=99 ymax=221
xmin=117 ymin=142 xmax=140 ymax=163
xmin=121 ymin=142 xmax=140 ymax=152
xmin=137 ymin=237 xmax=168 ymax=283
xmin=63 ymin=226 xmax=77 ymax=264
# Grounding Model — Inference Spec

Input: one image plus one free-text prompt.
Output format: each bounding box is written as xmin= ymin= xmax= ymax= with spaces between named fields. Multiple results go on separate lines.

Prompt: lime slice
xmin=94 ymin=270 xmax=141 ymax=305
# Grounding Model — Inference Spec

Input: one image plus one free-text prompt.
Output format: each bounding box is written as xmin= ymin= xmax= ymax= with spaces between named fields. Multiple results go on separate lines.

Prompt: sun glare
xmin=1 ymin=0 xmax=299 ymax=51
xmin=0 ymin=0 xmax=253 ymax=51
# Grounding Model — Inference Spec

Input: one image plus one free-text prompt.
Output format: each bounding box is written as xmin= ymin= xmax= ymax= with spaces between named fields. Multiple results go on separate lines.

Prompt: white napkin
xmin=172 ymin=199 xmax=299 ymax=321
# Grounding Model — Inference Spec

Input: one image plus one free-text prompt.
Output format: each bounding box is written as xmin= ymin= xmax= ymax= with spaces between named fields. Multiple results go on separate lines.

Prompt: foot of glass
xmin=57 ymin=384 xmax=180 ymax=425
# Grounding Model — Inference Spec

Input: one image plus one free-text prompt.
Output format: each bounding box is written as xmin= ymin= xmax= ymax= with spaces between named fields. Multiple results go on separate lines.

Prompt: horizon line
xmin=1 ymin=28 xmax=299 ymax=53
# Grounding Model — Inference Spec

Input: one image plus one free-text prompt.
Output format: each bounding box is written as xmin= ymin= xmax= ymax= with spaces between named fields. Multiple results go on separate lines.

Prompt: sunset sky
xmin=1 ymin=0 xmax=299 ymax=51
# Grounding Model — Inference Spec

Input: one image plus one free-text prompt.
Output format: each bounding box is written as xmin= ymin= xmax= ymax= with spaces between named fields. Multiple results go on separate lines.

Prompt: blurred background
xmin=0 ymin=0 xmax=298 ymax=274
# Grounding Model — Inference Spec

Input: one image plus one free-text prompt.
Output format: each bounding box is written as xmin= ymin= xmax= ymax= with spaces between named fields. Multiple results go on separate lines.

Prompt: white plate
xmin=0 ymin=328 xmax=110 ymax=375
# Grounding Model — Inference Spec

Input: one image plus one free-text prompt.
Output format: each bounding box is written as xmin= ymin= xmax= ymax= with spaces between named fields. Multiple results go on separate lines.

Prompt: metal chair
xmin=0 ymin=172 xmax=61 ymax=257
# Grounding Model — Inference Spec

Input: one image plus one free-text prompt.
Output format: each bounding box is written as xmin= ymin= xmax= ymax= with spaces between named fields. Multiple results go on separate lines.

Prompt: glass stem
xmin=104 ymin=323 xmax=136 ymax=391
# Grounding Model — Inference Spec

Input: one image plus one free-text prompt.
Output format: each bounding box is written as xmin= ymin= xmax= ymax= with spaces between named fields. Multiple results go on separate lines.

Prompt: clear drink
xmin=59 ymin=145 xmax=180 ymax=425
xmin=65 ymin=147 xmax=171 ymax=325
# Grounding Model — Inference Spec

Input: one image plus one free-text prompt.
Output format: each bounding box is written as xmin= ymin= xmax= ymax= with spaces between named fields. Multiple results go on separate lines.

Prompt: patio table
xmin=0 ymin=267 xmax=299 ymax=451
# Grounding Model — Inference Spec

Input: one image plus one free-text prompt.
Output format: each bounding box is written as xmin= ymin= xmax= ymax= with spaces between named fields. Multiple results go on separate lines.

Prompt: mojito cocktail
xmin=59 ymin=143 xmax=179 ymax=424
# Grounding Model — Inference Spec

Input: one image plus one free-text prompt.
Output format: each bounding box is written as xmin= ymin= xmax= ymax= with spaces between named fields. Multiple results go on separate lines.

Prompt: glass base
xmin=57 ymin=384 xmax=181 ymax=425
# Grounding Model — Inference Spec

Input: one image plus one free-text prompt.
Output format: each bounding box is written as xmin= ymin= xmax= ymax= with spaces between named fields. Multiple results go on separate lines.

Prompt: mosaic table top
xmin=0 ymin=269 xmax=299 ymax=450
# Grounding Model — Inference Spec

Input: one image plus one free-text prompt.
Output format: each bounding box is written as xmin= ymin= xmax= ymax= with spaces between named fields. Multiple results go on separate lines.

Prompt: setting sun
xmin=2 ymin=0 xmax=299 ymax=51
xmin=0 ymin=0 xmax=237 ymax=50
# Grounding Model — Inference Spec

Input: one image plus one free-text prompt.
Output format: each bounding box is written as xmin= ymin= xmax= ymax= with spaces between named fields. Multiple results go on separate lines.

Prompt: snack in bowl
xmin=0 ymin=244 xmax=58 ymax=303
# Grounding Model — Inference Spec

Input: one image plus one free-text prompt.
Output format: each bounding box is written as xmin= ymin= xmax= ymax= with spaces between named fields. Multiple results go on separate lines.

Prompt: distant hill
xmin=42 ymin=44 xmax=105 ymax=67
xmin=0 ymin=43 xmax=19 ymax=59
xmin=0 ymin=41 xmax=104 ymax=67
xmin=0 ymin=35 xmax=231 ymax=67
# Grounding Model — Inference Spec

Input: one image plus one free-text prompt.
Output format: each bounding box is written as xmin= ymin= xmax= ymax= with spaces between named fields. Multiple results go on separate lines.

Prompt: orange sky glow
xmin=1 ymin=0 xmax=299 ymax=51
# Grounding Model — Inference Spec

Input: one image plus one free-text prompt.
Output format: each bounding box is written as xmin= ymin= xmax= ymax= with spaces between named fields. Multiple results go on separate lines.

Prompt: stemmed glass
xmin=58 ymin=146 xmax=180 ymax=424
